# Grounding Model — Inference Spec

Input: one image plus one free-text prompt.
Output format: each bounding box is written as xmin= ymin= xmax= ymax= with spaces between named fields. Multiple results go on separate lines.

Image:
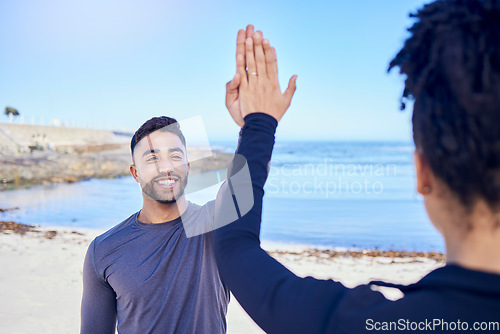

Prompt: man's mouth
xmin=155 ymin=177 xmax=178 ymax=189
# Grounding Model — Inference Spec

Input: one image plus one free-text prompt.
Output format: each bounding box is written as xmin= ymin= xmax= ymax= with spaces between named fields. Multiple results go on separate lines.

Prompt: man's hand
xmin=226 ymin=25 xmax=297 ymax=125
xmin=226 ymin=25 xmax=255 ymax=128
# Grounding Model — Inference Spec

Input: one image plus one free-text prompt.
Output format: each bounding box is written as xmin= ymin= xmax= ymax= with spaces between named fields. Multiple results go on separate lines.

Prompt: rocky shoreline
xmin=0 ymin=144 xmax=234 ymax=191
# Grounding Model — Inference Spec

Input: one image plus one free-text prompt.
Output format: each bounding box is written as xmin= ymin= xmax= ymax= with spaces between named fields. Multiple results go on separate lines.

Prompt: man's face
xmin=131 ymin=130 xmax=190 ymax=204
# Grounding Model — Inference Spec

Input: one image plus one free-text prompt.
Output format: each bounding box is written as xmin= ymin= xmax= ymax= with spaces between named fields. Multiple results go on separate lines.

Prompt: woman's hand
xmin=226 ymin=25 xmax=297 ymax=126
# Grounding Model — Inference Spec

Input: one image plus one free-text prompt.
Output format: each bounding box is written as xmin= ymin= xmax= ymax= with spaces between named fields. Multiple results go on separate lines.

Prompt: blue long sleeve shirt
xmin=81 ymin=201 xmax=230 ymax=334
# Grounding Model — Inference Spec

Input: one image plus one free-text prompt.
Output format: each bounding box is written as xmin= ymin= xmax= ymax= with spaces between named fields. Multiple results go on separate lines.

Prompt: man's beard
xmin=140 ymin=173 xmax=188 ymax=204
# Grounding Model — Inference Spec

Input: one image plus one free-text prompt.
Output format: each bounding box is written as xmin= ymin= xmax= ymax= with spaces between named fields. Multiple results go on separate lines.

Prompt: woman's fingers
xmin=246 ymin=38 xmax=258 ymax=86
xmin=283 ymin=75 xmax=298 ymax=107
xmin=245 ymin=24 xmax=255 ymax=39
xmin=253 ymin=31 xmax=267 ymax=79
xmin=263 ymin=39 xmax=278 ymax=81
xmin=235 ymin=25 xmax=297 ymax=122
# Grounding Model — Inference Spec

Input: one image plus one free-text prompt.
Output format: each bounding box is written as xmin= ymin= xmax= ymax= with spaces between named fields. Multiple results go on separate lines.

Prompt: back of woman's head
xmin=389 ymin=0 xmax=500 ymax=212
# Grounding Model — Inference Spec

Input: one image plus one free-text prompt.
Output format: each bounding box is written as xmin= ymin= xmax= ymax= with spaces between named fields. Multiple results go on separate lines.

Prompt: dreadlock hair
xmin=130 ymin=116 xmax=187 ymax=157
xmin=388 ymin=0 xmax=500 ymax=212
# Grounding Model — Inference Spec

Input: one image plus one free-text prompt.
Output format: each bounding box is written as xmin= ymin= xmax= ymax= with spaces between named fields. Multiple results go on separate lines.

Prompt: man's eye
xmin=147 ymin=156 xmax=158 ymax=162
xmin=172 ymin=155 xmax=183 ymax=160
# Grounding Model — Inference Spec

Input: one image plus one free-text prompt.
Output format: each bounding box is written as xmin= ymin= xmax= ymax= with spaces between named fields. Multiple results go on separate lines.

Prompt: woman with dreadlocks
xmin=215 ymin=1 xmax=500 ymax=333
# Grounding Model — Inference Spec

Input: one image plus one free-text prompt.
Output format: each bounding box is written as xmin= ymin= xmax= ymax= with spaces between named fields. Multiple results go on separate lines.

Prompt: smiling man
xmin=132 ymin=118 xmax=190 ymax=217
xmin=80 ymin=116 xmax=230 ymax=333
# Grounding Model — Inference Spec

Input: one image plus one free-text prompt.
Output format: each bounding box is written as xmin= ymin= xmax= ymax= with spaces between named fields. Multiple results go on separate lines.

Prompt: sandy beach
xmin=0 ymin=126 xmax=445 ymax=332
xmin=0 ymin=222 xmax=444 ymax=334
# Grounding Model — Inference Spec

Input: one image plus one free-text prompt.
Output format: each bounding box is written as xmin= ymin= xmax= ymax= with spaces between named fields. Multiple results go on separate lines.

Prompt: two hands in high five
xmin=226 ymin=25 xmax=297 ymax=127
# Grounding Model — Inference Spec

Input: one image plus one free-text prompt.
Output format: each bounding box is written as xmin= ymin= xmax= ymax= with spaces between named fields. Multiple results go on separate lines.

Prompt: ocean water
xmin=0 ymin=141 xmax=444 ymax=252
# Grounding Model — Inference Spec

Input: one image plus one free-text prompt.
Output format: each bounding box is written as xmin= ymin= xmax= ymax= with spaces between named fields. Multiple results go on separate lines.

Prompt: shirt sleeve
xmin=213 ymin=113 xmax=352 ymax=334
xmin=80 ymin=240 xmax=117 ymax=334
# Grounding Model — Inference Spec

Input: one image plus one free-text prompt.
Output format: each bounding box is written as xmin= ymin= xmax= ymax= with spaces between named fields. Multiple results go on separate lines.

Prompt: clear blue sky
xmin=0 ymin=0 xmax=429 ymax=141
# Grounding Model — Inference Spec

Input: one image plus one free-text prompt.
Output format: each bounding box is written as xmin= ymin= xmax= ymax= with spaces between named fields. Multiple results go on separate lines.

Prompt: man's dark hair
xmin=131 ymin=116 xmax=187 ymax=156
xmin=388 ymin=0 xmax=500 ymax=212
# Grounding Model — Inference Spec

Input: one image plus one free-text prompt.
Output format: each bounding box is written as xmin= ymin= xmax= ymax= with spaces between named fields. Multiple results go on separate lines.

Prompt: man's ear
xmin=414 ymin=150 xmax=433 ymax=195
xmin=130 ymin=164 xmax=140 ymax=183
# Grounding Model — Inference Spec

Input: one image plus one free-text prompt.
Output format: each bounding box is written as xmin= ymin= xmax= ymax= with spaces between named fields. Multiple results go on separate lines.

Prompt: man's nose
xmin=157 ymin=158 xmax=175 ymax=174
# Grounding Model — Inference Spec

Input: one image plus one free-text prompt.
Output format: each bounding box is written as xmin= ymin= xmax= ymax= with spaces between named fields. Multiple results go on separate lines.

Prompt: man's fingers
xmin=237 ymin=53 xmax=247 ymax=90
xmin=236 ymin=29 xmax=245 ymax=71
xmin=272 ymin=48 xmax=278 ymax=74
xmin=253 ymin=31 xmax=267 ymax=79
xmin=263 ymin=39 xmax=277 ymax=80
xmin=236 ymin=29 xmax=247 ymax=89
xmin=225 ymin=73 xmax=240 ymax=109
xmin=226 ymin=73 xmax=241 ymax=92
xmin=283 ymin=75 xmax=298 ymax=105
xmin=246 ymin=38 xmax=258 ymax=85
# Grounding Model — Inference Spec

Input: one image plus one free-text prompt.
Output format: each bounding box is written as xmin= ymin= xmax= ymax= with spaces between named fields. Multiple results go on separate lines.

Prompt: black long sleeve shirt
xmin=214 ymin=112 xmax=500 ymax=334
